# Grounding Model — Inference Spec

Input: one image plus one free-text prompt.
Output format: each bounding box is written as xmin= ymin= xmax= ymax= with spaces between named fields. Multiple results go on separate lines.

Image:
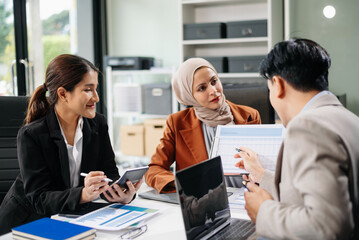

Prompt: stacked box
xmin=227 ymin=55 xmax=265 ymax=73
xmin=113 ymin=83 xmax=142 ymax=113
xmin=143 ymin=83 xmax=172 ymax=115
xmin=227 ymin=20 xmax=267 ymax=38
xmin=185 ymin=56 xmax=228 ymax=73
xmin=183 ymin=22 xmax=226 ymax=40
xmin=144 ymin=119 xmax=167 ymax=157
xmin=120 ymin=125 xmax=144 ymax=156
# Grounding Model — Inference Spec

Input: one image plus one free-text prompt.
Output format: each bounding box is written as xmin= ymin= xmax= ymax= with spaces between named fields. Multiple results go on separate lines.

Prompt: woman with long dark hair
xmin=0 ymin=54 xmax=142 ymax=234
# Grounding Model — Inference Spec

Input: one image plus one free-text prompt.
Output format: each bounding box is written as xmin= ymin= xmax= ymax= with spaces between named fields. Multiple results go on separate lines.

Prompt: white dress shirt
xmin=56 ymin=114 xmax=84 ymax=187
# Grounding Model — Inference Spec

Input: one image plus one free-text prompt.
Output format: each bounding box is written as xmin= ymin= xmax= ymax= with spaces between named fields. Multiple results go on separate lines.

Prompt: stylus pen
xmin=235 ymin=147 xmax=241 ymax=152
xmin=80 ymin=172 xmax=113 ymax=182
xmin=242 ymin=180 xmax=251 ymax=192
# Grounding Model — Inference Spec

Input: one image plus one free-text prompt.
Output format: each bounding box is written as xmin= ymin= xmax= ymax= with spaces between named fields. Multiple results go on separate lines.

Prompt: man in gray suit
xmin=235 ymin=38 xmax=359 ymax=239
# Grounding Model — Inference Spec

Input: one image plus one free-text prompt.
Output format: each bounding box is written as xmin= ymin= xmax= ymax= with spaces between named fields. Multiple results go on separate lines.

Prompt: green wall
xmin=288 ymin=0 xmax=359 ymax=116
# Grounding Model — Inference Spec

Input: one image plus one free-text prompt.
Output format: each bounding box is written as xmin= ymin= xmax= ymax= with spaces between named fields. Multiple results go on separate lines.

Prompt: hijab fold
xmin=172 ymin=58 xmax=234 ymax=127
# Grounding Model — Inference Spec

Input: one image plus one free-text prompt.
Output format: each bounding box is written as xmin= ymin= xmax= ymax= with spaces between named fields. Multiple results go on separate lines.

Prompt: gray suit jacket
xmin=256 ymin=94 xmax=359 ymax=239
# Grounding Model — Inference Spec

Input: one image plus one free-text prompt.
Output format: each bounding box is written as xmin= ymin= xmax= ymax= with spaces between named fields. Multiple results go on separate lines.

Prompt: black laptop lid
xmin=175 ymin=156 xmax=231 ymax=240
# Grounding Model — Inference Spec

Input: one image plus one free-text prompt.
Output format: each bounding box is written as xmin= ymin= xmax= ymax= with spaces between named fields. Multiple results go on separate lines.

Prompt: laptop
xmin=175 ymin=156 xmax=255 ymax=240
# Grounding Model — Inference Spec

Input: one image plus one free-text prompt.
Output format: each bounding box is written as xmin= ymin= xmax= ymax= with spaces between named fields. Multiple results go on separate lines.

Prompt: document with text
xmin=71 ymin=203 xmax=160 ymax=231
xmin=210 ymin=124 xmax=285 ymax=174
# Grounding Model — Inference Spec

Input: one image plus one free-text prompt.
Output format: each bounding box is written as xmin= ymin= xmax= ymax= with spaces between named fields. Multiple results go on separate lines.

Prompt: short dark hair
xmin=259 ymin=38 xmax=331 ymax=92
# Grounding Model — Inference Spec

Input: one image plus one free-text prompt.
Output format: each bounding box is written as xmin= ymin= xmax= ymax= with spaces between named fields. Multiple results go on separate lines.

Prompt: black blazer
xmin=0 ymin=107 xmax=120 ymax=234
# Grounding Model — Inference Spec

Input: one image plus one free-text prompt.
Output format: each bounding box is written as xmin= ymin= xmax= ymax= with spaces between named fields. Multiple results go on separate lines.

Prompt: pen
xmin=242 ymin=180 xmax=251 ymax=192
xmin=80 ymin=173 xmax=113 ymax=182
xmin=235 ymin=147 xmax=241 ymax=152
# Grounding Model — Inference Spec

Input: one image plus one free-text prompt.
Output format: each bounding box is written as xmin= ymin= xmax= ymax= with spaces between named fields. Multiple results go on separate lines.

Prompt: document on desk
xmin=70 ymin=203 xmax=160 ymax=231
xmin=210 ymin=124 xmax=285 ymax=174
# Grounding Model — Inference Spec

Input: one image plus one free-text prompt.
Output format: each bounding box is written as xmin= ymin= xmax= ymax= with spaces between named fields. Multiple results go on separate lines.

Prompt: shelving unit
xmin=106 ymin=67 xmax=176 ymax=166
xmin=179 ymin=0 xmax=283 ymax=81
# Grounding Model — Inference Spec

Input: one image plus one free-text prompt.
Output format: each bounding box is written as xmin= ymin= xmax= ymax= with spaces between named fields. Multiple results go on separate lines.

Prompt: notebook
xmin=175 ymin=156 xmax=255 ymax=240
xmin=12 ymin=217 xmax=96 ymax=240
xmin=138 ymin=189 xmax=179 ymax=204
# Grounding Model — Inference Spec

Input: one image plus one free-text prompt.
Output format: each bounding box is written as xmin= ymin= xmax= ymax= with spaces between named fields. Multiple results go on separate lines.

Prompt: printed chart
xmin=71 ymin=204 xmax=159 ymax=231
xmin=211 ymin=124 xmax=285 ymax=174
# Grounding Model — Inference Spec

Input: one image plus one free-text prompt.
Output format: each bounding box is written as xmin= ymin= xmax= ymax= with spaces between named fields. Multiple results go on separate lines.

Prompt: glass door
xmin=0 ymin=0 xmax=81 ymax=96
xmin=0 ymin=0 xmax=16 ymax=95
xmin=26 ymin=0 xmax=76 ymax=93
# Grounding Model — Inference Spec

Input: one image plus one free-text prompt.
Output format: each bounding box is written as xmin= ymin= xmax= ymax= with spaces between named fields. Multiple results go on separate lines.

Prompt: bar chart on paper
xmin=71 ymin=204 xmax=160 ymax=231
xmin=210 ymin=124 xmax=285 ymax=174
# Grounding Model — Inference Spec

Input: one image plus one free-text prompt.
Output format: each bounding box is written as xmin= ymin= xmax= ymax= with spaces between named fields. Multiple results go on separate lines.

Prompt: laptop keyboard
xmin=210 ymin=218 xmax=255 ymax=240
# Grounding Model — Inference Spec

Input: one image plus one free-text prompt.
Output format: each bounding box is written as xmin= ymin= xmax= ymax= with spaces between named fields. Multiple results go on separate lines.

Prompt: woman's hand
xmin=103 ymin=178 xmax=143 ymax=204
xmin=80 ymin=171 xmax=110 ymax=204
xmin=234 ymin=146 xmax=265 ymax=183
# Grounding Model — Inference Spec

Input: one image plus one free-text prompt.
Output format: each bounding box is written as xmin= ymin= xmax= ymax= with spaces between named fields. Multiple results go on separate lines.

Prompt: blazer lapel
xmin=179 ymin=110 xmax=208 ymax=162
xmin=47 ymin=107 xmax=71 ymax=188
xmin=274 ymin=143 xmax=284 ymax=200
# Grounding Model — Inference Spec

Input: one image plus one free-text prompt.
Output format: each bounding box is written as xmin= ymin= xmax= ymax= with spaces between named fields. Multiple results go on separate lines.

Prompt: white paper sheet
xmin=70 ymin=203 xmax=160 ymax=231
xmin=210 ymin=124 xmax=284 ymax=174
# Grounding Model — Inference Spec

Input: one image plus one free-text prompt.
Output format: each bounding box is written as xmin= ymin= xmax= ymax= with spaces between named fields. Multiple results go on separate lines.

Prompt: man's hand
xmin=244 ymin=182 xmax=273 ymax=223
xmin=234 ymin=146 xmax=265 ymax=183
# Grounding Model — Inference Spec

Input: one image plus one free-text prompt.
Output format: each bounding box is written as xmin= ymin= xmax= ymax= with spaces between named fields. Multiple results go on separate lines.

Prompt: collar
xmin=301 ymin=90 xmax=332 ymax=113
xmin=54 ymin=110 xmax=83 ymax=145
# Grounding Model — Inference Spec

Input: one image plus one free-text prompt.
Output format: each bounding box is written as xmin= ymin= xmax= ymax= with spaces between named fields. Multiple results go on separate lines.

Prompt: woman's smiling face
xmin=65 ymin=70 xmax=99 ymax=119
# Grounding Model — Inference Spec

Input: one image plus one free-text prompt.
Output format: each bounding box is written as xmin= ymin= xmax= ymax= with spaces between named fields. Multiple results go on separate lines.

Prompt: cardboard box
xmin=144 ymin=119 xmax=167 ymax=157
xmin=120 ymin=125 xmax=144 ymax=156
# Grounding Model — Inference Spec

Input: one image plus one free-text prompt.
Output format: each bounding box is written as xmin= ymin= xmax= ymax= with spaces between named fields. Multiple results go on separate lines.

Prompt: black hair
xmin=259 ymin=38 xmax=331 ymax=92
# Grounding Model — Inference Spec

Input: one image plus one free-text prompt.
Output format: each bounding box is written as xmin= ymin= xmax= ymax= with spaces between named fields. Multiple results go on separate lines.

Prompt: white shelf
xmin=106 ymin=67 xmax=177 ymax=162
xmin=218 ymin=72 xmax=261 ymax=78
xmin=110 ymin=69 xmax=174 ymax=76
xmin=113 ymin=112 xmax=169 ymax=118
xmin=179 ymin=0 xmax=283 ymax=81
xmin=182 ymin=0 xmax=266 ymax=6
xmin=182 ymin=37 xmax=268 ymax=45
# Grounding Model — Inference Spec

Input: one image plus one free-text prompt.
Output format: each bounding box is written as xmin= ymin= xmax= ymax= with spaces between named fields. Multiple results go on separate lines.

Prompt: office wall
xmin=107 ymin=0 xmax=180 ymax=69
xmin=288 ymin=0 xmax=359 ymax=116
xmin=106 ymin=0 xmax=359 ymax=116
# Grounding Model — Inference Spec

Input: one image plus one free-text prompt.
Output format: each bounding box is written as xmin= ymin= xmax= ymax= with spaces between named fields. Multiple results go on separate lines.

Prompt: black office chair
xmin=0 ymin=96 xmax=28 ymax=204
xmin=222 ymin=83 xmax=274 ymax=124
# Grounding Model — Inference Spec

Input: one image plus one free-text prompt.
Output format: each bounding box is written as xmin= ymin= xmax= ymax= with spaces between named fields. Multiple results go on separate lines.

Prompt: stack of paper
xmin=70 ymin=203 xmax=160 ymax=231
xmin=12 ymin=217 xmax=96 ymax=240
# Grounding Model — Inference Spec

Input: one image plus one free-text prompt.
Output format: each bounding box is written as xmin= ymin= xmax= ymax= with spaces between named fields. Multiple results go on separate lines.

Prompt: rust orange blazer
xmin=145 ymin=101 xmax=261 ymax=193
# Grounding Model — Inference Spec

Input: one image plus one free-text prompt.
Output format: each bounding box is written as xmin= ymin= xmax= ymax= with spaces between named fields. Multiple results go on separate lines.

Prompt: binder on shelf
xmin=12 ymin=217 xmax=96 ymax=240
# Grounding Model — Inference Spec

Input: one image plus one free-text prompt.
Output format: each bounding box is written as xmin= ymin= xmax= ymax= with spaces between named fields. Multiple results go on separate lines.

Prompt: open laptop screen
xmin=175 ymin=156 xmax=231 ymax=240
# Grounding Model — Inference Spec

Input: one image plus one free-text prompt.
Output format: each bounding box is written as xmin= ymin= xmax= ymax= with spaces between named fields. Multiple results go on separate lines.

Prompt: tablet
xmin=113 ymin=166 xmax=149 ymax=189
xmin=138 ymin=189 xmax=179 ymax=204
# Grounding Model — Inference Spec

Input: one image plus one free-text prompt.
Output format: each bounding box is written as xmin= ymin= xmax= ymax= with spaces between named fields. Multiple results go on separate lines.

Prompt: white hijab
xmin=172 ymin=58 xmax=234 ymax=127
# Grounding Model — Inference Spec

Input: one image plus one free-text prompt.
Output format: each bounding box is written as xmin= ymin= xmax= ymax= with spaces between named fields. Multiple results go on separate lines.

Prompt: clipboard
xmin=210 ymin=124 xmax=285 ymax=174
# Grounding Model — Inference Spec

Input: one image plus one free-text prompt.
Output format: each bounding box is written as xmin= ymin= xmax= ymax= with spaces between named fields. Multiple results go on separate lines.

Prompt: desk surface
xmin=0 ymin=185 xmax=250 ymax=240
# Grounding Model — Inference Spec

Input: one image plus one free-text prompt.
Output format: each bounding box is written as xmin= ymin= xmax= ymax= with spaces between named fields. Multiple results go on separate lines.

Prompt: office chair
xmin=0 ymin=96 xmax=28 ymax=204
xmin=222 ymin=83 xmax=274 ymax=124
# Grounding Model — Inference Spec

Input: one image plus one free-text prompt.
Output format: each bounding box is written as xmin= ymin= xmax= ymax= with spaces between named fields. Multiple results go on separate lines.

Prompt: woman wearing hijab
xmin=145 ymin=58 xmax=261 ymax=193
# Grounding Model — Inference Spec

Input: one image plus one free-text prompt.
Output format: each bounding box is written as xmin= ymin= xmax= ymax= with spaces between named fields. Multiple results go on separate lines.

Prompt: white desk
xmin=0 ymin=185 xmax=250 ymax=240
